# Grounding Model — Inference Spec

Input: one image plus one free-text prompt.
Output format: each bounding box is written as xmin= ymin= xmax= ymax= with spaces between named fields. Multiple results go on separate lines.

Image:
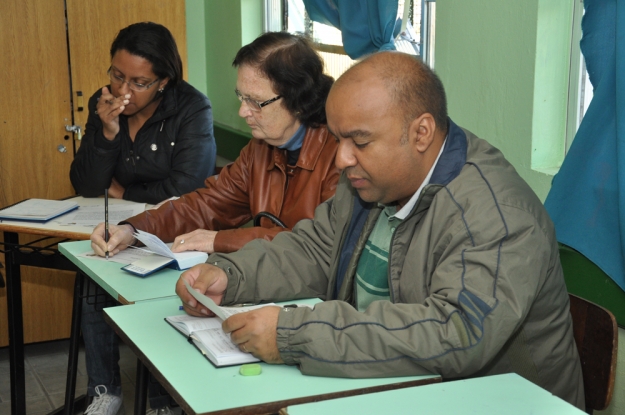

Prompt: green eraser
xmin=239 ymin=363 xmax=262 ymax=376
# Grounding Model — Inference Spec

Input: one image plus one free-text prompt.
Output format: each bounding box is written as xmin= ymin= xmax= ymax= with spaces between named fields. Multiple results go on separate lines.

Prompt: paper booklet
xmin=0 ymin=199 xmax=79 ymax=222
xmin=165 ymin=281 xmax=275 ymax=367
xmin=121 ymin=230 xmax=208 ymax=277
xmin=165 ymin=281 xmax=313 ymax=367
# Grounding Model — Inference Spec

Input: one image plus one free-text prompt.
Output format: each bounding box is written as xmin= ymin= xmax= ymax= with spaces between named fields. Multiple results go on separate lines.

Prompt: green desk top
xmin=284 ymin=373 xmax=585 ymax=415
xmin=104 ymin=297 xmax=440 ymax=415
xmin=59 ymin=240 xmax=179 ymax=304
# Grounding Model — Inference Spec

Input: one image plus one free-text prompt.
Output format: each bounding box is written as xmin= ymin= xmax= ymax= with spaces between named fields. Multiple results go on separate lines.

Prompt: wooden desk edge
xmin=117 ymin=294 xmax=133 ymax=305
xmin=257 ymin=376 xmax=440 ymax=415
xmin=0 ymin=223 xmax=91 ymax=240
xmin=104 ymin=313 xmax=440 ymax=415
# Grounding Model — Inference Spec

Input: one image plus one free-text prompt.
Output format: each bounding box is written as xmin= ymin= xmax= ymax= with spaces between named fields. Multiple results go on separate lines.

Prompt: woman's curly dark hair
xmin=233 ymin=32 xmax=334 ymax=127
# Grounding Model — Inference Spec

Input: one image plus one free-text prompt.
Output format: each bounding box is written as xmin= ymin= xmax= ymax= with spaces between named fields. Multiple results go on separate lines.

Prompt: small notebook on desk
xmin=164 ymin=281 xmax=314 ymax=367
xmin=166 ymin=313 xmax=261 ymax=367
xmin=0 ymin=199 xmax=79 ymax=222
xmin=121 ymin=230 xmax=208 ymax=277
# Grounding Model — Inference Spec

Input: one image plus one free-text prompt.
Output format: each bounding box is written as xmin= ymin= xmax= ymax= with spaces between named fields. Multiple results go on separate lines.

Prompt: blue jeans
xmin=81 ymin=279 xmax=173 ymax=408
xmin=81 ymin=282 xmax=122 ymax=398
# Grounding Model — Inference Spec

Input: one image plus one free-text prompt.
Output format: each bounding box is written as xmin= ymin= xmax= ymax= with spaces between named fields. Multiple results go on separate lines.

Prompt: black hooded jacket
xmin=70 ymin=80 xmax=216 ymax=204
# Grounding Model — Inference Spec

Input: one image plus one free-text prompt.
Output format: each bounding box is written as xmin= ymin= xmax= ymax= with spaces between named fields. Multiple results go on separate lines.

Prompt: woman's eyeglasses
xmin=235 ymin=89 xmax=281 ymax=112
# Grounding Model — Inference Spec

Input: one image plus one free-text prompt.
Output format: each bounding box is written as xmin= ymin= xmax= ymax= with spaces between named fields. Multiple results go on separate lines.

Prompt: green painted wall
xmin=204 ymin=0 xmax=263 ymax=159
xmin=186 ymin=0 xmax=208 ymax=94
xmin=435 ymin=1 xmax=567 ymax=201
xmin=531 ymin=0 xmax=572 ymax=174
xmin=186 ymin=1 xmax=264 ymax=160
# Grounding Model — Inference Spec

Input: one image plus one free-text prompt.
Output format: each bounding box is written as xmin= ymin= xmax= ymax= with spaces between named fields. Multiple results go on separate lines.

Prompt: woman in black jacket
xmin=70 ymin=22 xmax=216 ymax=205
xmin=73 ymin=22 xmax=215 ymax=415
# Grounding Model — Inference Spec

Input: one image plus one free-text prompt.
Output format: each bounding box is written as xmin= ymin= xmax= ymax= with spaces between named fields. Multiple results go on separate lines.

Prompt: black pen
xmin=104 ymin=188 xmax=109 ymax=260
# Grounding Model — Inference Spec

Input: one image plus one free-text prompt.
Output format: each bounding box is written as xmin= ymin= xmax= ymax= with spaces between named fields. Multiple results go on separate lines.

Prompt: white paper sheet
xmin=57 ymin=204 xmax=145 ymax=228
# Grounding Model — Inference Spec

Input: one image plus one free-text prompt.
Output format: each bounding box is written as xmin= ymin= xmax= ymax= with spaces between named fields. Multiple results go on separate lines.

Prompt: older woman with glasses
xmin=90 ymin=31 xmax=339 ymax=257
xmin=70 ymin=21 xmax=216 ymax=205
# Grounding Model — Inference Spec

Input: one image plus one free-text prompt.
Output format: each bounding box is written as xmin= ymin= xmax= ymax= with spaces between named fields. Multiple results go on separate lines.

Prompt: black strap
xmin=253 ymin=211 xmax=287 ymax=228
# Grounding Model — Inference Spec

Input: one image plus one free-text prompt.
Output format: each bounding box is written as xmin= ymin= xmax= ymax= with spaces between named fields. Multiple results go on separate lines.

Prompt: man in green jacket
xmin=176 ymin=51 xmax=584 ymax=409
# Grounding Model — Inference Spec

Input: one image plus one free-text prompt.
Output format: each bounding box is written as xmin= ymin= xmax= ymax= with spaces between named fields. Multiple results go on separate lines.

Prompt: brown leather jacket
xmin=124 ymin=125 xmax=339 ymax=253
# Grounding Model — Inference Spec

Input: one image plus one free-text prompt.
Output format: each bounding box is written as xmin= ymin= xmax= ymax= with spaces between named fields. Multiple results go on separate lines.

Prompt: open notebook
xmin=165 ymin=281 xmax=314 ymax=367
xmin=121 ymin=230 xmax=208 ymax=277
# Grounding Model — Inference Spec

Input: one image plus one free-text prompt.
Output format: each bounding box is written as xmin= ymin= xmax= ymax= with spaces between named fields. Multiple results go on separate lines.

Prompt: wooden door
xmin=0 ymin=0 xmax=76 ymax=347
xmin=0 ymin=0 xmax=187 ymax=346
xmin=0 ymin=0 xmax=75 ymax=206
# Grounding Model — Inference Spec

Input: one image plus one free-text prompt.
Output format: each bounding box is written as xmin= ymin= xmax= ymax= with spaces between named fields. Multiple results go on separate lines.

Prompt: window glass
xmin=271 ymin=0 xmax=435 ymax=79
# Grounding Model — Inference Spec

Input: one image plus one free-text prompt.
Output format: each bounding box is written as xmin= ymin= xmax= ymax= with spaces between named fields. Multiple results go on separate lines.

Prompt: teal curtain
xmin=545 ymin=0 xmax=625 ymax=291
xmin=303 ymin=0 xmax=400 ymax=59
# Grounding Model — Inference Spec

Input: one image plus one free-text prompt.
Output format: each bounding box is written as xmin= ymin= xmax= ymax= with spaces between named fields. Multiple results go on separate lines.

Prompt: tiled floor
xmin=0 ymin=339 xmax=139 ymax=415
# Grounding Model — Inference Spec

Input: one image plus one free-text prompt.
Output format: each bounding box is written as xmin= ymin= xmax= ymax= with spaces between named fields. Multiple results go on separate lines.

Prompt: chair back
xmin=569 ymin=293 xmax=618 ymax=413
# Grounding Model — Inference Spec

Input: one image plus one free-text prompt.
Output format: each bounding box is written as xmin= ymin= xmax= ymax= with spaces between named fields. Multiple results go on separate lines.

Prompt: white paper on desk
xmin=57 ymin=204 xmax=145 ymax=227
xmin=132 ymin=230 xmax=208 ymax=271
xmin=78 ymin=247 xmax=153 ymax=265
xmin=134 ymin=230 xmax=176 ymax=258
xmin=183 ymin=280 xmax=276 ymax=320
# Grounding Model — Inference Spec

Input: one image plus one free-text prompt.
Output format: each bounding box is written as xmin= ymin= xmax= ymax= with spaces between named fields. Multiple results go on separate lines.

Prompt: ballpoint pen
xmin=104 ymin=188 xmax=109 ymax=260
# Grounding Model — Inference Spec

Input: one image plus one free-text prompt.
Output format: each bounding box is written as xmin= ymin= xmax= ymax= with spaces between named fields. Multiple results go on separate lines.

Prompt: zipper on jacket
xmin=387 ymin=227 xmax=397 ymax=303
xmin=386 ymin=210 xmax=415 ymax=304
xmin=384 ymin=190 xmax=435 ymax=303
xmin=331 ymin=196 xmax=355 ymax=300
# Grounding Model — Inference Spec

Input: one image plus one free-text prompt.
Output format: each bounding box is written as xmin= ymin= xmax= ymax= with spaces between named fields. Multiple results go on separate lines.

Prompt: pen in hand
xmin=104 ymin=188 xmax=109 ymax=260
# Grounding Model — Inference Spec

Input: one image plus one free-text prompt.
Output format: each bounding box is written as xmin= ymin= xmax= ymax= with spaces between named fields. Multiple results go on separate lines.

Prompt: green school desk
xmin=58 ymin=240 xmax=180 ymax=304
xmin=59 ymin=239 xmax=181 ymax=414
xmin=282 ymin=373 xmax=585 ymax=415
xmin=104 ymin=297 xmax=441 ymax=415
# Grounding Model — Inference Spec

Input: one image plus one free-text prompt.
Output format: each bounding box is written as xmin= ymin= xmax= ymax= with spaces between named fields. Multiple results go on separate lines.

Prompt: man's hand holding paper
xmin=177 ymin=264 xmax=228 ymax=317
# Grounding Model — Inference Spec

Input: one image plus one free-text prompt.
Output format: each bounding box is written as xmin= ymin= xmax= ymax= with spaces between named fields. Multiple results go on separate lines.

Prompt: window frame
xmin=565 ymin=0 xmax=588 ymax=153
xmin=264 ymin=0 xmax=436 ymax=67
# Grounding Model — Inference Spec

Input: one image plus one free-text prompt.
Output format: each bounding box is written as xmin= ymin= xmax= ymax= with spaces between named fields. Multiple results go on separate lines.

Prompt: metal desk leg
xmin=134 ymin=360 xmax=149 ymax=415
xmin=46 ymin=271 xmax=88 ymax=415
xmin=5 ymin=231 xmax=26 ymax=415
xmin=62 ymin=272 xmax=86 ymax=414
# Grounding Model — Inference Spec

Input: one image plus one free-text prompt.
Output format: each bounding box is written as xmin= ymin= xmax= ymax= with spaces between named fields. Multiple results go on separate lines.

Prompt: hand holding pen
xmin=89 ymin=223 xmax=136 ymax=258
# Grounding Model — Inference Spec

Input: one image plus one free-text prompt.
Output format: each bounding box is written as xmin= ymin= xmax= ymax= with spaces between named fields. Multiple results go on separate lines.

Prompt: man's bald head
xmin=333 ymin=52 xmax=448 ymax=135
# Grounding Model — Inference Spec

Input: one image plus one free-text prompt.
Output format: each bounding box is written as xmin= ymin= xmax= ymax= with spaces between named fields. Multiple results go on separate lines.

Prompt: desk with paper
xmin=58 ymin=240 xmax=181 ymax=304
xmin=0 ymin=196 xmax=146 ymax=415
xmin=59 ymin=238 xmax=188 ymax=415
xmin=104 ymin=297 xmax=441 ymax=415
